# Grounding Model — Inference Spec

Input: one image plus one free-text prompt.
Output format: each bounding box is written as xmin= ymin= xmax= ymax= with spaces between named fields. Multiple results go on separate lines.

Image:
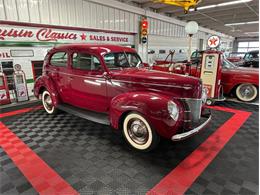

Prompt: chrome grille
xmin=185 ymin=99 xmax=202 ymax=123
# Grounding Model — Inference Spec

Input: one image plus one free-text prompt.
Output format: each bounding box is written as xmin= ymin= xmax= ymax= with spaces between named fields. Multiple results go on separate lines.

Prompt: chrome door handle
xmin=68 ymin=76 xmax=73 ymax=81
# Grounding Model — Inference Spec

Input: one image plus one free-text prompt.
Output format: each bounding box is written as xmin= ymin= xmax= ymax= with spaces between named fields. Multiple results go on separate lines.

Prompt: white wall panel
xmin=2 ymin=0 xmax=233 ymax=43
xmin=109 ymin=7 xmax=114 ymax=30
xmin=90 ymin=2 xmax=96 ymax=28
xmin=119 ymin=10 xmax=124 ymax=31
xmin=38 ymin=0 xmax=50 ymax=24
xmin=75 ymin=0 xmax=83 ymax=27
xmin=58 ymin=0 xmax=68 ymax=26
xmin=0 ymin=0 xmax=5 ymax=20
xmin=49 ymin=0 xmax=59 ymax=25
xmin=124 ymin=11 xmax=130 ymax=32
xmin=16 ymin=0 xmax=29 ymax=22
xmin=103 ymin=6 xmax=109 ymax=29
xmin=28 ymin=0 xmax=40 ymax=23
xmin=83 ymin=1 xmax=91 ymax=27
xmin=134 ymin=14 xmax=139 ymax=33
xmin=67 ymin=0 xmax=76 ymax=26
xmin=129 ymin=12 xmax=134 ymax=32
xmin=4 ymin=0 xmax=18 ymax=21
xmin=114 ymin=9 xmax=119 ymax=31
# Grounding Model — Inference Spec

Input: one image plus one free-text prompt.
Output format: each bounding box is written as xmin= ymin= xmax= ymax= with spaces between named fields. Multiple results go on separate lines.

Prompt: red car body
xmin=34 ymin=44 xmax=210 ymax=151
xmin=153 ymin=51 xmax=259 ymax=97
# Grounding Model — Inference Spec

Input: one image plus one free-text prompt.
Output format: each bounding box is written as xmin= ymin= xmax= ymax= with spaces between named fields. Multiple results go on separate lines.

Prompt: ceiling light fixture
xmin=244 ymin=32 xmax=259 ymax=34
xmin=225 ymin=21 xmax=259 ymax=26
xmin=190 ymin=0 xmax=253 ymax=11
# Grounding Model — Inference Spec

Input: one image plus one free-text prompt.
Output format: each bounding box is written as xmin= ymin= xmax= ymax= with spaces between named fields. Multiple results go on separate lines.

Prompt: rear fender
xmin=34 ymin=76 xmax=60 ymax=106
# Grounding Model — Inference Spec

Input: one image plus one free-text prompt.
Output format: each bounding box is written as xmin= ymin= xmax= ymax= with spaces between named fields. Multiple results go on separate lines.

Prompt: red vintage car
xmin=34 ymin=44 xmax=210 ymax=151
xmin=153 ymin=50 xmax=259 ymax=102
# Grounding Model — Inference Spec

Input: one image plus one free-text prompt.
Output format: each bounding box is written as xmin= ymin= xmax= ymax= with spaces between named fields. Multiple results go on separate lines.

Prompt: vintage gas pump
xmin=13 ymin=64 xmax=29 ymax=102
xmin=0 ymin=72 xmax=11 ymax=105
xmin=200 ymin=50 xmax=225 ymax=105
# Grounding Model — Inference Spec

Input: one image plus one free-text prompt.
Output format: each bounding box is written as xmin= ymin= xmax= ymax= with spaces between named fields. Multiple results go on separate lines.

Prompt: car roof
xmin=51 ymin=44 xmax=136 ymax=56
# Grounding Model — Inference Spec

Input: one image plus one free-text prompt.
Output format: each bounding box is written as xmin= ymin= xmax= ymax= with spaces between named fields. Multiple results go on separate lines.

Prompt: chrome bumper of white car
xmin=171 ymin=112 xmax=212 ymax=141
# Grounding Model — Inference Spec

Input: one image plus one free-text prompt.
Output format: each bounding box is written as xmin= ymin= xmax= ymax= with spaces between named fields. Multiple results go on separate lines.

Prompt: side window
xmin=72 ymin=53 xmax=101 ymax=71
xmin=159 ymin=50 xmax=166 ymax=54
xmin=50 ymin=52 xmax=68 ymax=67
xmin=104 ymin=53 xmax=115 ymax=68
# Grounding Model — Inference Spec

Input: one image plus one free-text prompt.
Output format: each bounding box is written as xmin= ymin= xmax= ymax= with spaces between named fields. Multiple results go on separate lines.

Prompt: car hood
xmin=110 ymin=68 xmax=203 ymax=99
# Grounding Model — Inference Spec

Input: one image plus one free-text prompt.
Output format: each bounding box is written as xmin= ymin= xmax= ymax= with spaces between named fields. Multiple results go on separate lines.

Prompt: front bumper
xmin=171 ymin=111 xmax=211 ymax=141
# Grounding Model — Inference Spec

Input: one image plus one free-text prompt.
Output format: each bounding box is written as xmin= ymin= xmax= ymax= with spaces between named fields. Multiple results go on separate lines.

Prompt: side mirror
xmin=103 ymin=72 xmax=112 ymax=79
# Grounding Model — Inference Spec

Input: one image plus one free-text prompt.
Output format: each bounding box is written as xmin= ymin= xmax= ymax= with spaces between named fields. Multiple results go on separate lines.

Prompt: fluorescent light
xmin=197 ymin=5 xmax=216 ymax=10
xmin=218 ymin=0 xmax=252 ymax=6
xmin=247 ymin=21 xmax=259 ymax=24
xmin=225 ymin=21 xmax=259 ymax=26
xmin=190 ymin=0 xmax=253 ymax=11
xmin=244 ymin=32 xmax=259 ymax=34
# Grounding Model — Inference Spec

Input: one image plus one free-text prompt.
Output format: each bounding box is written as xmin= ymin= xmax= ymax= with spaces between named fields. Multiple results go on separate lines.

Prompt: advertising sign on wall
xmin=0 ymin=25 xmax=135 ymax=45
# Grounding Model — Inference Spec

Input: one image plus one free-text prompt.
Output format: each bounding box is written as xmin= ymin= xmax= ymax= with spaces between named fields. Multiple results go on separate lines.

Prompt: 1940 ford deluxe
xmin=34 ymin=44 xmax=210 ymax=151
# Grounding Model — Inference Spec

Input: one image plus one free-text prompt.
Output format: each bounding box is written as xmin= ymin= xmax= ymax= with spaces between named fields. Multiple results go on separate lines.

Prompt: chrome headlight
xmin=167 ymin=101 xmax=179 ymax=121
xmin=202 ymin=87 xmax=207 ymax=104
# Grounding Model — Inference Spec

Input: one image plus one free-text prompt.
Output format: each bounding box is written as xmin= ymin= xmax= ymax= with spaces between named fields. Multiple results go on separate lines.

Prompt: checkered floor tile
xmin=187 ymin=102 xmax=258 ymax=195
xmin=0 ymin=101 xmax=258 ymax=195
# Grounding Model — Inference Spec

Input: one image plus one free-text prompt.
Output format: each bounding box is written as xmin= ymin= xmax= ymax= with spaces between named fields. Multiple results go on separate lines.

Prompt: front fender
xmin=34 ymin=75 xmax=60 ymax=106
xmin=110 ymin=91 xmax=183 ymax=139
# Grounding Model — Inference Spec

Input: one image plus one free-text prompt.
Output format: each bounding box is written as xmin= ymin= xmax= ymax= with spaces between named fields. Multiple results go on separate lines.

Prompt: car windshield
xmin=223 ymin=58 xmax=237 ymax=69
xmin=104 ymin=52 xmax=143 ymax=70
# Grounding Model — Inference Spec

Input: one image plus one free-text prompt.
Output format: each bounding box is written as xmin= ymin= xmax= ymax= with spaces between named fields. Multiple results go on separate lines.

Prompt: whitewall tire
xmin=42 ymin=90 xmax=57 ymax=114
xmin=236 ymin=84 xmax=258 ymax=102
xmin=123 ymin=112 xmax=160 ymax=151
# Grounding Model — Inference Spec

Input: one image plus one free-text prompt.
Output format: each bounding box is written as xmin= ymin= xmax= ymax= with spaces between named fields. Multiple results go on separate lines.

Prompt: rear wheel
xmin=42 ymin=90 xmax=57 ymax=114
xmin=236 ymin=84 xmax=258 ymax=102
xmin=123 ymin=112 xmax=160 ymax=152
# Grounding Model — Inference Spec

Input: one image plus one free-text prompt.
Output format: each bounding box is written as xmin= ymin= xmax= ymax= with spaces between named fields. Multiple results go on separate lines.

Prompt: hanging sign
xmin=207 ymin=35 xmax=220 ymax=48
xmin=0 ymin=25 xmax=134 ymax=45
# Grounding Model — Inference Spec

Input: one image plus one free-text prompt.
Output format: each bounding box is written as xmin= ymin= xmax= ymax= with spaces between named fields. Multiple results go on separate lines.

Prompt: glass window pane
xmin=238 ymin=48 xmax=248 ymax=53
xmin=248 ymin=42 xmax=259 ymax=47
xmin=238 ymin=42 xmax=248 ymax=47
xmin=50 ymin=52 xmax=67 ymax=67
xmin=248 ymin=48 xmax=259 ymax=52
xmin=72 ymin=53 xmax=91 ymax=70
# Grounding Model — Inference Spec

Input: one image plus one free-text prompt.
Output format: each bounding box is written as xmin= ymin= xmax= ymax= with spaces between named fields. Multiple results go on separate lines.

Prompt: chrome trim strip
xmin=48 ymin=70 xmax=192 ymax=89
xmin=171 ymin=114 xmax=212 ymax=141
xmin=49 ymin=70 xmax=105 ymax=80
xmin=111 ymin=79 xmax=192 ymax=89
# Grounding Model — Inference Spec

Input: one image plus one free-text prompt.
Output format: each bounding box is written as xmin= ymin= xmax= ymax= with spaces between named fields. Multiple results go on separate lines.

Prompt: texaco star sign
xmin=207 ymin=35 xmax=220 ymax=48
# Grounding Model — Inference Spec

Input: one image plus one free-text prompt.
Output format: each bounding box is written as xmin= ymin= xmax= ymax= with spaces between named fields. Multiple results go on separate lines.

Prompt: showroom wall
xmin=0 ymin=0 xmax=234 ymax=99
xmin=0 ymin=0 xmax=234 ymax=59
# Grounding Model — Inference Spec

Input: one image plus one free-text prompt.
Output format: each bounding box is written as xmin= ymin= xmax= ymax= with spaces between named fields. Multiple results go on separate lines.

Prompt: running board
xmin=57 ymin=104 xmax=110 ymax=125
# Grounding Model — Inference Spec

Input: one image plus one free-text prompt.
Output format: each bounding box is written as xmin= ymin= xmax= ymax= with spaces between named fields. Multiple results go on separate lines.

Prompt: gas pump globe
xmin=185 ymin=21 xmax=199 ymax=62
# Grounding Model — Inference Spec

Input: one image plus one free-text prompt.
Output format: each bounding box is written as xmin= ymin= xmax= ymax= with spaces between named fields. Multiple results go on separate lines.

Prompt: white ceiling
xmin=119 ymin=0 xmax=259 ymax=38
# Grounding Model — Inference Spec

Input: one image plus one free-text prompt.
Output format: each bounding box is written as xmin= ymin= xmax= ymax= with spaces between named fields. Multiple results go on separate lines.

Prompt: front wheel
xmin=235 ymin=84 xmax=258 ymax=102
xmin=123 ymin=112 xmax=160 ymax=152
xmin=42 ymin=90 xmax=57 ymax=114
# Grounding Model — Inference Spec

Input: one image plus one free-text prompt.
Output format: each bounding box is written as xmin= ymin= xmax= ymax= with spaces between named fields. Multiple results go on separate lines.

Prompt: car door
xmin=68 ymin=51 xmax=108 ymax=112
xmin=48 ymin=51 xmax=71 ymax=103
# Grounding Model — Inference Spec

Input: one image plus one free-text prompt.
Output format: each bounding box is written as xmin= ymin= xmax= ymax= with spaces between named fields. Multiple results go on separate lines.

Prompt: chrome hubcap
xmin=127 ymin=119 xmax=149 ymax=145
xmin=239 ymin=85 xmax=255 ymax=99
xmin=43 ymin=93 xmax=53 ymax=111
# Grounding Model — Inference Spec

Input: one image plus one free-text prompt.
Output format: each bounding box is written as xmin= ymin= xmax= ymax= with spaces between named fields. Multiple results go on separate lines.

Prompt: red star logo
xmin=209 ymin=38 xmax=218 ymax=46
xmin=80 ymin=33 xmax=87 ymax=41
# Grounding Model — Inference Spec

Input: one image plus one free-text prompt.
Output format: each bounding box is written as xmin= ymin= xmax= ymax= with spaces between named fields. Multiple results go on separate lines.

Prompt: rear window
xmin=50 ymin=52 xmax=68 ymax=67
